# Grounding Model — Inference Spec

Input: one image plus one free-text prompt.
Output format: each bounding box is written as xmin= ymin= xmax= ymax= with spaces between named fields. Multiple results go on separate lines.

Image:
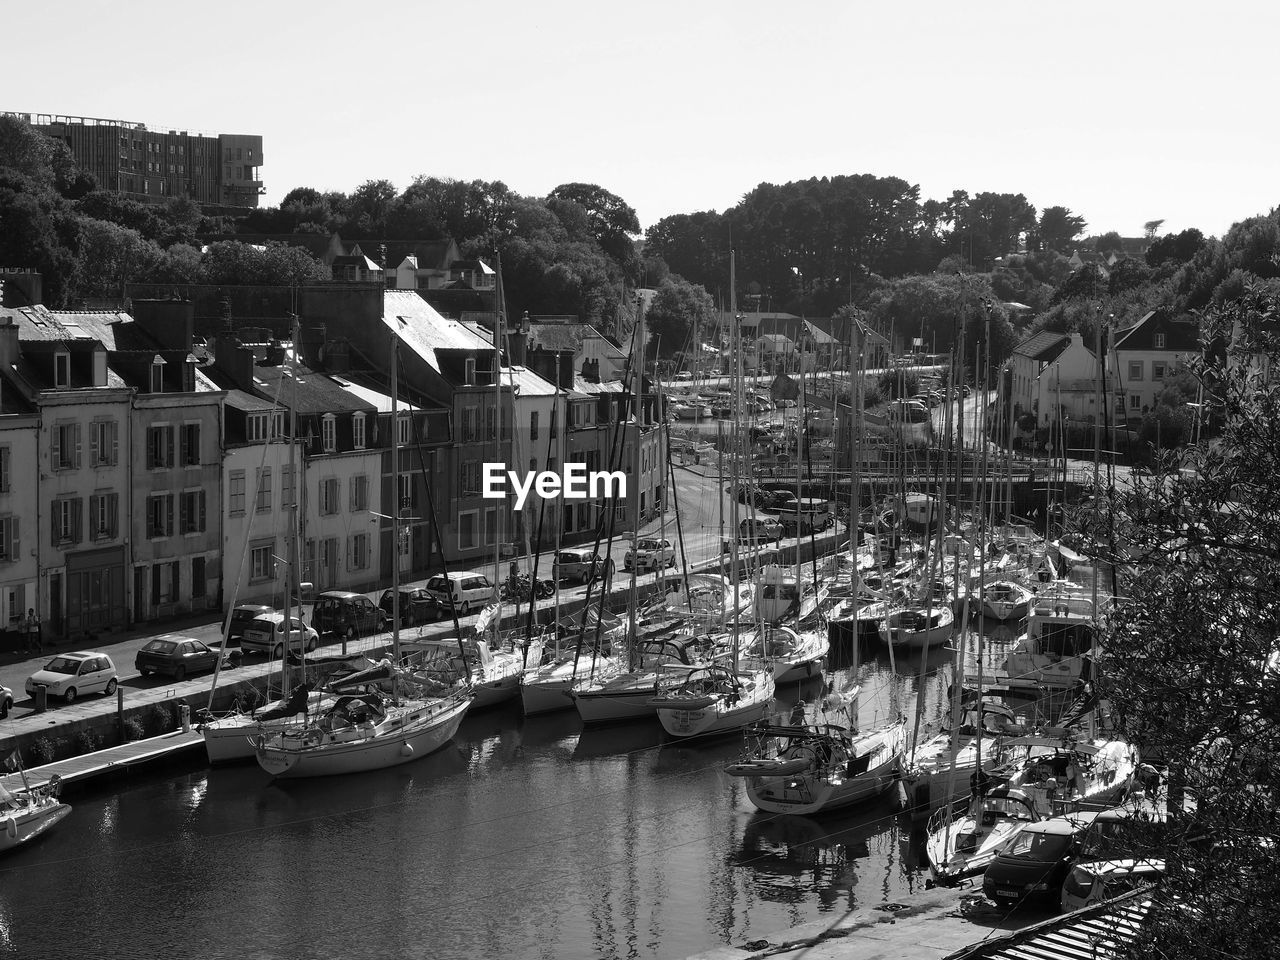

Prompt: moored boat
xmin=0 ymin=774 xmax=70 ymax=854
xmin=879 ymin=601 xmax=954 ymax=649
xmin=651 ymin=664 xmax=776 ymax=740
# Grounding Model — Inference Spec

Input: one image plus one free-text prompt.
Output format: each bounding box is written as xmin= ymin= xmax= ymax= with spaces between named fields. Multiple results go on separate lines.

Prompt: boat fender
xmin=401 ymin=743 xmax=415 ymax=758
xmin=3 ymin=816 xmax=15 ymax=839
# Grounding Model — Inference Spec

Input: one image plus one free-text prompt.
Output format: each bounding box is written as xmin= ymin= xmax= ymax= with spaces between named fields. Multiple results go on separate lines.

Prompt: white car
xmin=0 ymin=682 xmax=12 ymax=719
xmin=241 ymin=613 xmax=319 ymax=658
xmin=624 ymin=537 xmax=676 ymax=572
xmin=425 ymin=572 xmax=498 ymax=617
xmin=26 ymin=652 xmax=118 ymax=705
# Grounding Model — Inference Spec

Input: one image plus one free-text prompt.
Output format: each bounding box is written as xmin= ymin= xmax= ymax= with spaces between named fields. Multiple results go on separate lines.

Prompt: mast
xmin=627 ymin=293 xmax=644 ymax=669
xmin=729 ymin=252 xmax=742 ymax=667
xmin=390 ymin=330 xmax=401 ymax=692
xmin=285 ymin=313 xmax=302 ymax=690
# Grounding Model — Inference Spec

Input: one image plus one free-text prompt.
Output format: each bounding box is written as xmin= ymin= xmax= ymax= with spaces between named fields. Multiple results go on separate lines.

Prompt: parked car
xmin=761 ymin=489 xmax=798 ymax=511
xmin=624 ymin=537 xmax=676 ymax=572
xmin=1060 ymin=858 xmax=1166 ymax=912
xmin=25 ymin=652 xmax=118 ymax=705
xmin=378 ymin=587 xmax=440 ymax=626
xmin=983 ymin=811 xmax=1100 ymax=907
xmin=775 ymin=497 xmax=834 ymax=535
xmin=554 ymin=548 xmax=614 ymax=585
xmin=311 ymin=591 xmax=387 ymax=639
xmin=738 ymin=517 xmax=784 ymax=543
xmin=0 ymin=683 xmax=12 ymax=719
xmin=227 ymin=603 xmax=274 ymax=646
xmin=241 ymin=613 xmax=320 ymax=657
xmin=135 ymin=636 xmax=220 ymax=680
xmin=424 ymin=572 xmax=498 ymax=617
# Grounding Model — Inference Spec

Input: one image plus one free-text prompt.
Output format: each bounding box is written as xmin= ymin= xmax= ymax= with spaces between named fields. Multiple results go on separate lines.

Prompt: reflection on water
xmin=0 ymin=620 xmax=1027 ymax=960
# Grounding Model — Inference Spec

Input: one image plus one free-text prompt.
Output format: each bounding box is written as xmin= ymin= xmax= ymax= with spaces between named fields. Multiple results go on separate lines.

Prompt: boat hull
xmin=656 ymin=696 xmax=773 ymax=739
xmin=572 ymin=685 xmax=659 ymax=725
xmin=0 ymin=800 xmax=71 ymax=853
xmin=255 ymin=697 xmax=470 ymax=779
xmin=746 ymin=755 xmax=899 ymax=816
xmin=879 ymin=619 xmax=953 ymax=650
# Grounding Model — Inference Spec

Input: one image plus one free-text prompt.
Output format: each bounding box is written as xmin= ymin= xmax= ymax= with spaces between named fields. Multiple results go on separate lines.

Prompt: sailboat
xmin=652 ymin=259 xmax=775 ymax=740
xmin=254 ymin=335 xmax=473 ymax=778
xmin=0 ymin=760 xmax=70 ymax=854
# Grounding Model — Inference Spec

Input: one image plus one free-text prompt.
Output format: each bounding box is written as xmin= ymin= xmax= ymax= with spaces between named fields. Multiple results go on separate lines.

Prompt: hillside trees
xmin=1033 ymin=205 xmax=1087 ymax=254
xmin=645 ymin=274 xmax=715 ymax=357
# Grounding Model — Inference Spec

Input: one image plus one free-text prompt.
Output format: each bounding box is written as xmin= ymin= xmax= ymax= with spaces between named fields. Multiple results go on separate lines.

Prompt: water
xmin=0 ymin=627 xmax=1029 ymax=960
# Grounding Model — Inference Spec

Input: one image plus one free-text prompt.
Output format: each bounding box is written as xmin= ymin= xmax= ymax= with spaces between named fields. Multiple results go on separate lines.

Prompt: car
xmin=0 ymin=682 xmax=12 ymax=719
xmin=761 ymin=489 xmax=798 ymax=511
xmin=227 ymin=603 xmax=274 ymax=646
xmin=135 ymin=636 xmax=220 ymax=680
xmin=1060 ymin=857 xmax=1166 ymax=912
xmin=25 ymin=652 xmax=118 ymax=705
xmin=424 ymin=572 xmax=498 ymax=617
xmin=624 ymin=537 xmax=676 ymax=572
xmin=774 ymin=497 xmax=833 ymax=536
xmin=311 ymin=591 xmax=387 ymax=639
xmin=241 ymin=614 xmax=320 ymax=658
xmin=672 ymin=370 xmax=692 ymax=380
xmin=738 ymin=517 xmax=783 ymax=543
xmin=378 ymin=587 xmax=440 ymax=626
xmin=553 ymin=548 xmax=614 ymax=585
xmin=982 ymin=811 xmax=1100 ymax=907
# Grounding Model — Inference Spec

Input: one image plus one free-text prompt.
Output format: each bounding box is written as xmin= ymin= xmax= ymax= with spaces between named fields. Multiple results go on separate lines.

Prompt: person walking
xmin=25 ymin=608 xmax=43 ymax=654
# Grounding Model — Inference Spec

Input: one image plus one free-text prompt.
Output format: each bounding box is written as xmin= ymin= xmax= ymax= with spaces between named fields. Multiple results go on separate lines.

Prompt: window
xmin=486 ymin=408 xmax=497 ymax=440
xmin=1128 ymin=361 xmax=1144 ymax=381
xmin=90 ymin=419 xmax=117 ymax=466
xmin=256 ymin=467 xmax=272 ymax=514
xmin=150 ymin=562 xmax=179 ymax=605
xmin=272 ymin=412 xmax=285 ymax=439
xmin=464 ymin=358 xmax=476 ymax=385
xmin=52 ymin=421 xmax=81 ymax=471
xmin=459 ymin=461 xmax=481 ymax=496
xmin=180 ymin=423 xmax=201 ymax=465
xmin=614 ymin=502 xmax=627 ymax=522
xmin=461 ymin=407 xmax=477 ymax=441
xmin=89 ymin=492 xmax=118 ymax=540
xmin=398 ymin=474 xmax=413 ymax=511
xmin=548 ymin=456 xmax=557 ymax=474
xmin=54 ymin=351 xmax=70 ymax=388
xmin=458 ymin=511 xmax=479 ymax=550
xmin=530 ymin=411 xmax=539 ymax=442
xmin=1152 ymin=362 xmax=1167 ymax=381
xmin=180 ymin=490 xmax=207 ymax=533
xmin=353 ymin=413 xmax=366 ymax=450
xmin=247 ymin=413 xmax=269 ymax=442
xmin=322 ymin=414 xmax=336 ymax=453
xmin=229 ymin=470 xmax=246 ymax=516
xmin=0 ymin=447 xmax=8 ymax=492
xmin=51 ymin=497 xmax=80 ymax=545
xmin=281 ymin=465 xmax=295 ymax=509
xmin=319 ymin=477 xmax=340 ymax=515
xmin=0 ymin=516 xmax=18 ymax=562
xmin=147 ymin=425 xmax=174 ymax=469
xmin=147 ymin=493 xmax=174 ymax=538
xmin=397 ymin=415 xmax=410 ymax=446
xmin=192 ymin=556 xmax=206 ymax=599
xmin=350 ymin=475 xmax=369 ymax=512
xmin=484 ymin=507 xmax=499 ymax=545
xmin=250 ymin=541 xmax=275 ymax=582
xmin=1154 ymin=333 xmax=1166 ymax=349
xmin=349 ymin=533 xmax=370 ymax=571
xmin=1130 ymin=394 xmax=1142 ymax=409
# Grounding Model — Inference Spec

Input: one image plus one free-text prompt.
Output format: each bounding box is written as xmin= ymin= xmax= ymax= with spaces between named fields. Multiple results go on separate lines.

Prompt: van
xmin=983 ymin=811 xmax=1100 ymax=907
xmin=424 ymin=572 xmax=497 ymax=616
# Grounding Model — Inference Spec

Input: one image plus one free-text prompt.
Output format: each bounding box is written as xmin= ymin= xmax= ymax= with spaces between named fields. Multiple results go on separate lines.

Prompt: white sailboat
xmin=254 ymin=333 xmax=473 ymax=778
xmin=0 ymin=762 xmax=70 ymax=854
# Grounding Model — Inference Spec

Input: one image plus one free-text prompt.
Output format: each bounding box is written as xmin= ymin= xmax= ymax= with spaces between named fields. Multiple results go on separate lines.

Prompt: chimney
xmin=131 ymin=298 xmax=195 ymax=351
xmin=0 ymin=269 xmax=43 ymax=307
xmin=263 ymin=339 xmax=286 ymax=366
xmin=581 ymin=358 xmax=600 ymax=384
xmin=0 ymin=319 xmax=18 ymax=370
xmin=213 ymin=334 xmax=255 ymax=390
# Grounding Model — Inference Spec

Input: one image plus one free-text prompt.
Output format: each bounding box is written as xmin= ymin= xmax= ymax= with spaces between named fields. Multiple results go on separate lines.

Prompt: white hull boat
xmin=879 ymin=603 xmax=954 ymax=649
xmin=1 ymin=777 xmax=70 ymax=854
xmin=980 ymin=580 xmax=1035 ymax=622
xmin=651 ymin=666 xmax=776 ymax=740
xmin=521 ymin=653 xmax=624 ymax=716
xmin=200 ymin=687 xmax=335 ymax=764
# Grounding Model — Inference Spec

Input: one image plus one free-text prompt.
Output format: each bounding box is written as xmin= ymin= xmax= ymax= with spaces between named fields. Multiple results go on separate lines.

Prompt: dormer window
xmin=397 ymin=414 xmax=410 ymax=446
xmin=353 ymin=412 xmax=366 ymax=450
xmin=464 ymin=358 xmax=476 ymax=385
xmin=272 ymin=412 xmax=285 ymax=439
xmin=55 ymin=349 xmax=71 ymax=388
xmin=1154 ymin=332 xmax=1166 ymax=349
xmin=321 ymin=413 xmax=336 ymax=453
xmin=150 ymin=355 xmax=166 ymax=394
xmin=247 ymin=413 xmax=269 ymax=442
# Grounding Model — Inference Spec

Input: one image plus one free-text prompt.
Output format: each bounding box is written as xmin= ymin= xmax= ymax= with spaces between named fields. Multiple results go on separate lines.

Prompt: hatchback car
xmin=553 ymin=548 xmax=614 ymax=585
xmin=135 ymin=637 xmax=220 ymax=681
xmin=311 ymin=591 xmax=386 ymax=639
xmin=983 ymin=812 xmax=1100 ymax=907
xmin=227 ymin=603 xmax=274 ymax=646
xmin=624 ymin=538 xmax=676 ymax=572
xmin=738 ymin=517 xmax=784 ymax=543
xmin=424 ymin=572 xmax=497 ymax=617
xmin=378 ymin=587 xmax=440 ymax=626
xmin=26 ymin=652 xmax=118 ymax=704
xmin=241 ymin=614 xmax=319 ymax=657
xmin=1060 ymin=858 xmax=1165 ymax=912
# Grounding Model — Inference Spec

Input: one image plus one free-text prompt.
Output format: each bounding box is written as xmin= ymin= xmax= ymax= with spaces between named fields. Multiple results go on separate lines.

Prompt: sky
xmin=6 ymin=0 xmax=1277 ymax=240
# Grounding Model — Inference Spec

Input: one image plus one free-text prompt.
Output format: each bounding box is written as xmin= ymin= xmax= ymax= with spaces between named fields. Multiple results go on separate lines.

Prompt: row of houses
xmin=0 ymin=275 xmax=663 ymax=647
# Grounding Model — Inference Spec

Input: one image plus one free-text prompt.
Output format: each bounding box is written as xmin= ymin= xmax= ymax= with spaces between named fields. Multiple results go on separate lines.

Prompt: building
xmin=1111 ymin=310 xmax=1201 ymax=416
xmin=527 ymin=318 xmax=629 ymax=381
xmin=0 ymin=369 xmax=39 ymax=648
xmin=1010 ymin=330 xmax=1121 ymax=436
xmin=55 ymin=303 xmax=225 ymax=624
xmin=7 ymin=112 xmax=263 ymax=208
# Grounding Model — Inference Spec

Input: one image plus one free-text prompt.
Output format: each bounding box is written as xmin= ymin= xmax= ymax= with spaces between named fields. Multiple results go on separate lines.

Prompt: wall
xmin=222 ymin=443 xmax=296 ymax=608
xmin=303 ymin=448 xmax=383 ymax=594
xmin=0 ymin=414 xmax=39 ymax=645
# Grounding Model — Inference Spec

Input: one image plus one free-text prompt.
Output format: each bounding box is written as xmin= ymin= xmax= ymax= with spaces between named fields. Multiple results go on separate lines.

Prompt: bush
xmin=75 ymin=729 xmax=100 ymax=754
xmin=122 ymin=717 xmax=146 ymax=742
xmin=147 ymin=703 xmax=173 ymax=736
xmin=876 ymin=370 xmax=919 ymax=400
xmin=30 ymin=737 xmax=56 ymax=765
xmin=862 ymin=385 xmax=883 ymax=408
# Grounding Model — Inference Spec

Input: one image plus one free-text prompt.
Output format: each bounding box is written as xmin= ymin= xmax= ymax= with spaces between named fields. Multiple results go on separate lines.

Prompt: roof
xmin=573 ymin=376 xmax=626 ymax=394
xmin=1014 ymin=330 xmax=1071 ymax=363
xmin=1113 ymin=309 xmax=1201 ymax=352
xmin=528 ymin=321 xmax=627 ymax=359
xmin=384 ymin=290 xmax=493 ymax=374
xmin=498 ymin=365 xmax=558 ymax=397
xmin=326 ymin=375 xmax=421 ymax=413
xmin=47 ymin=311 xmax=220 ymax=393
xmin=803 ymin=319 xmax=838 ymax=345
xmin=1 ymin=306 xmax=129 ymax=391
xmin=249 ymin=363 xmax=377 ymax=415
xmin=223 ymin=388 xmax=277 ymax=413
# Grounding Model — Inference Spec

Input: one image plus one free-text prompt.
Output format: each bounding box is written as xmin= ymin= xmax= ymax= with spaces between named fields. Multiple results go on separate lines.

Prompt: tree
xmin=547 ymin=183 xmax=640 ymax=274
xmin=1147 ymin=228 xmax=1206 ymax=268
xmin=0 ymin=170 xmax=79 ymax=305
xmin=1094 ymin=230 xmax=1124 ymax=256
xmin=1051 ymin=262 xmax=1109 ymax=303
xmin=645 ymin=274 xmax=714 ymax=357
xmin=201 ymin=240 xmax=330 ymax=286
xmin=1035 ymin=206 xmax=1087 ymax=254
xmin=1142 ymin=218 xmax=1165 ymax=239
xmin=0 ymin=114 xmax=57 ymax=183
xmin=70 ymin=217 xmax=164 ymax=300
xmin=1068 ymin=286 xmax=1280 ymax=960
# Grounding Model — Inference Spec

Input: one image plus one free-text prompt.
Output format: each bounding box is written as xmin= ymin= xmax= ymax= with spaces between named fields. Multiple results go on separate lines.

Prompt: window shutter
xmin=74 ymin=423 xmax=82 ymax=468
xmin=72 ymin=498 xmax=83 ymax=543
xmin=50 ymin=501 xmax=57 ymax=546
xmin=10 ymin=517 xmax=18 ymax=562
xmin=90 ymin=496 xmax=99 ymax=538
xmin=349 ymin=477 xmax=356 ymax=512
xmin=166 ymin=427 xmax=174 ymax=468
xmin=90 ymin=424 xmax=99 ymax=465
xmin=346 ymin=536 xmax=354 ymax=572
xmin=167 ymin=496 xmax=174 ymax=536
xmin=111 ymin=421 xmax=119 ymax=465
xmin=198 ymin=491 xmax=206 ymax=532
xmin=52 ymin=427 xmax=61 ymax=469
xmin=109 ymin=493 xmax=119 ymax=538
xmin=0 ymin=449 xmax=7 ymax=492
xmin=179 ymin=493 xmax=188 ymax=533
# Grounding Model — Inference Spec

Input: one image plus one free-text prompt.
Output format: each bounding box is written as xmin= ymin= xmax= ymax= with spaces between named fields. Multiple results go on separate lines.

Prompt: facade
xmin=0 ymin=379 xmax=39 ymax=646
xmin=1011 ymin=331 xmax=1121 ymax=433
xmin=6 ymin=112 xmax=263 ymax=208
xmin=1112 ymin=310 xmax=1200 ymax=416
xmin=527 ymin=318 xmax=628 ymax=381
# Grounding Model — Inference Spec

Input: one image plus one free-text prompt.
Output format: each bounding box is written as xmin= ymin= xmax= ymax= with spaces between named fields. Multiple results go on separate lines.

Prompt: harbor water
xmin=0 ymin=623 xmax=1038 ymax=960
